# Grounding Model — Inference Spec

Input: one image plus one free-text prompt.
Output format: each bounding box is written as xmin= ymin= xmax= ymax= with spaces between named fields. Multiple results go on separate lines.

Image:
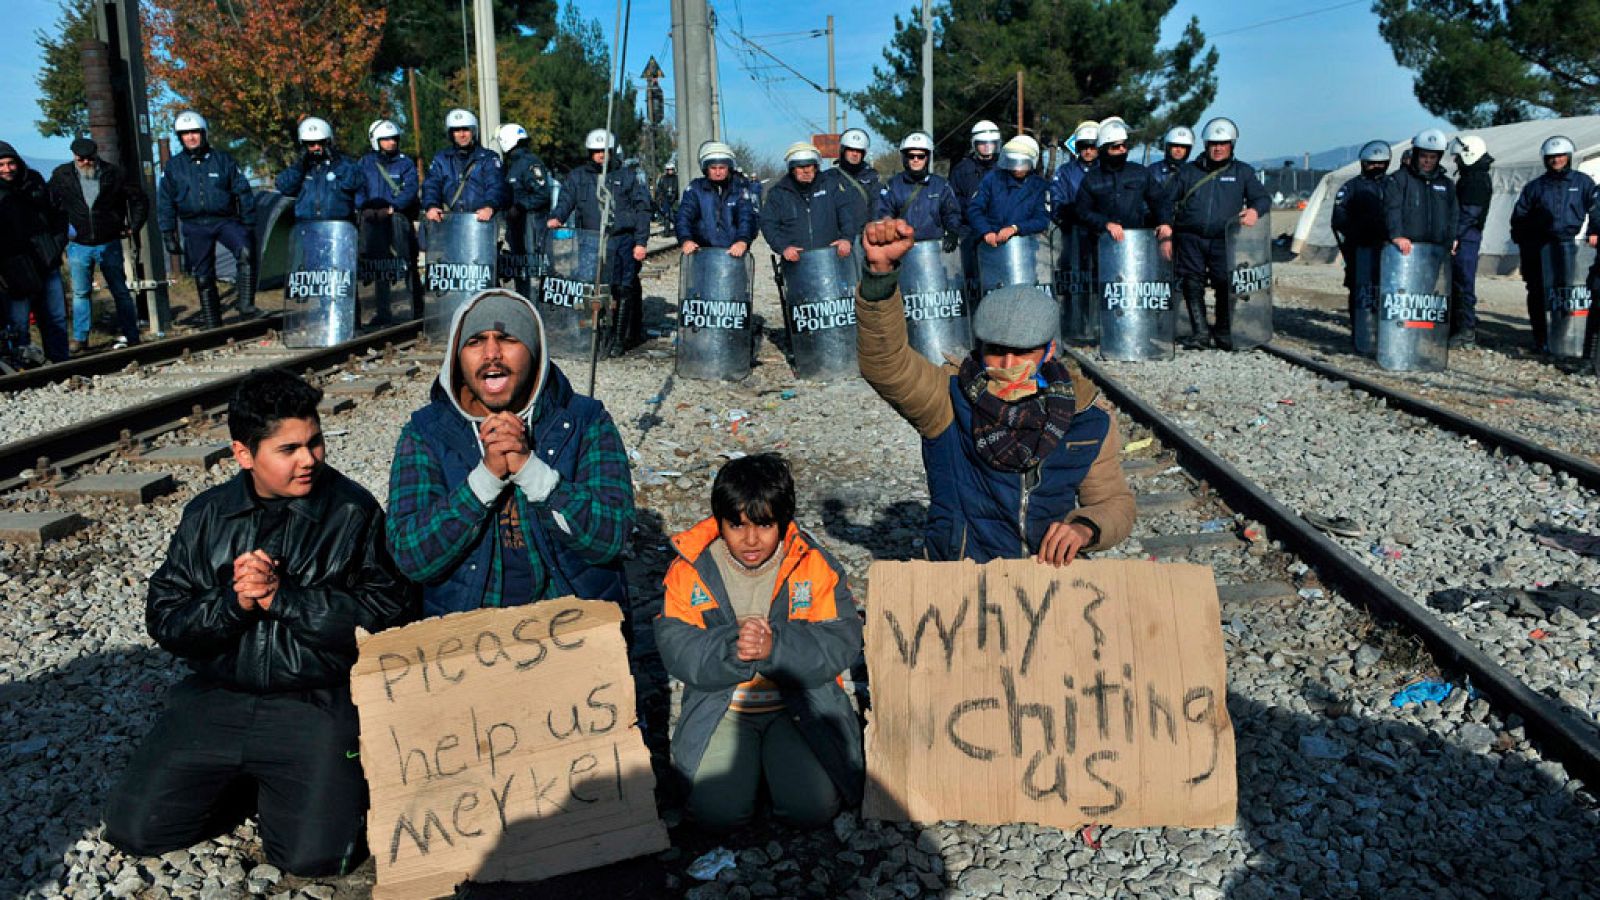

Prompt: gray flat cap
xmin=970 ymin=284 xmax=1058 ymax=349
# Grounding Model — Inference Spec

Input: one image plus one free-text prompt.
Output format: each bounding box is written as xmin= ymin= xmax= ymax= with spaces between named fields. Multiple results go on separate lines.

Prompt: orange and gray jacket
xmin=654 ymin=517 xmax=865 ymax=803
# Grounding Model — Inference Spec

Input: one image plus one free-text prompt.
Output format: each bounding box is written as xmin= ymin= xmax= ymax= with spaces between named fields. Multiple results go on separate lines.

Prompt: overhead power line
xmin=1210 ymin=0 xmax=1367 ymax=38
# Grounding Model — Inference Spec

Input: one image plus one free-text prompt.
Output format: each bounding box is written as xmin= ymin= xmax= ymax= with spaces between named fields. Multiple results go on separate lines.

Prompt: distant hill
xmin=1252 ymin=143 xmax=1380 ymax=173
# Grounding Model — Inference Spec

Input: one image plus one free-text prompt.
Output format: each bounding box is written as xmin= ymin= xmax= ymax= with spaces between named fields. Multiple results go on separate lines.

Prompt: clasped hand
xmin=480 ymin=412 xmax=531 ymax=479
xmin=233 ymin=549 xmax=279 ymax=611
xmin=735 ymin=616 xmax=772 ymax=662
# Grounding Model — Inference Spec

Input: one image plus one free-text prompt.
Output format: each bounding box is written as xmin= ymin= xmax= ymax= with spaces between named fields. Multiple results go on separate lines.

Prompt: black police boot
xmin=623 ymin=284 xmax=645 ymax=348
xmin=1448 ymin=327 xmax=1476 ymax=349
xmin=1181 ymin=283 xmax=1211 ymax=348
xmin=198 ymin=281 xmax=224 ymax=330
xmin=233 ymin=257 xmax=265 ymax=320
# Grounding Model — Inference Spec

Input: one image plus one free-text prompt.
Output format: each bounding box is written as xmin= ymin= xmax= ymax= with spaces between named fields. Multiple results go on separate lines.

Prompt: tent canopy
xmin=1291 ymin=116 xmax=1600 ymax=275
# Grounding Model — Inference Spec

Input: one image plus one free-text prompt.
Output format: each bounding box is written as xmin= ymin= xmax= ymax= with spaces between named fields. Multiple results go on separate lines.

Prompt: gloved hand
xmin=942 ymin=233 xmax=960 ymax=254
xmin=162 ymin=231 xmax=182 ymax=256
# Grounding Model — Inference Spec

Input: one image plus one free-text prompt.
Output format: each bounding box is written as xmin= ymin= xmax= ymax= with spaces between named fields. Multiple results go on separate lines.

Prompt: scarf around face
xmin=958 ymin=356 xmax=1079 ymax=473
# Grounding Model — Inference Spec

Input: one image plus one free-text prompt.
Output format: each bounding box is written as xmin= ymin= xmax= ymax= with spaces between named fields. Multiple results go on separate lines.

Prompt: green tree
xmin=1374 ymin=0 xmax=1600 ymax=127
xmin=510 ymin=3 xmax=641 ymax=171
xmin=852 ymin=0 xmax=1217 ymax=160
xmin=34 ymin=0 xmax=95 ymax=139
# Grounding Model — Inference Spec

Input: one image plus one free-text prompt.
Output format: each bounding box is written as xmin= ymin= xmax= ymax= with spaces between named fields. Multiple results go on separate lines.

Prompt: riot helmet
xmin=900 ymin=131 xmax=934 ymax=173
xmin=368 ymin=119 xmax=401 ymax=152
xmin=1450 ymin=135 xmax=1487 ymax=166
xmin=297 ymin=117 xmax=333 ymax=144
xmin=173 ymin=110 xmax=208 ymax=136
xmin=1411 ymin=128 xmax=1447 ymax=174
xmin=1201 ymin=117 xmax=1239 ymax=144
xmin=999 ymin=136 xmax=1039 ymax=175
xmin=699 ymin=140 xmax=735 ymax=175
xmin=495 ymin=123 xmax=528 ymax=154
xmin=444 ymin=108 xmax=479 ymax=142
xmin=1164 ymin=126 xmax=1195 ymax=148
xmin=971 ymin=120 xmax=1001 ymax=158
xmin=840 ymin=128 xmax=870 ymax=152
xmin=1541 ymin=134 xmax=1576 ymax=160
xmin=1096 ymin=120 xmax=1130 ymax=149
xmin=1358 ymin=140 xmax=1392 ymax=177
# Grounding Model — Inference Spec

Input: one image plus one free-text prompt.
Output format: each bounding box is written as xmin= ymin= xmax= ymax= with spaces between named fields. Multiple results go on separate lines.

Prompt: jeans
xmin=2 ymin=268 xmax=70 ymax=362
xmin=67 ymin=240 xmax=140 ymax=343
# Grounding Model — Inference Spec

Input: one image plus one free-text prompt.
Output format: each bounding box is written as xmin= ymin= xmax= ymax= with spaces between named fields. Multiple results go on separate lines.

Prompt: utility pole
xmin=921 ymin=0 xmax=933 ymax=136
xmin=1016 ymin=70 xmax=1024 ymax=136
xmin=473 ymin=0 xmax=500 ymax=144
xmin=707 ymin=8 xmax=723 ymax=140
xmin=671 ymin=0 xmax=715 ymax=202
xmin=407 ymin=68 xmax=425 ymax=177
xmin=92 ymin=0 xmax=169 ymax=334
xmin=827 ymin=16 xmax=837 ymax=137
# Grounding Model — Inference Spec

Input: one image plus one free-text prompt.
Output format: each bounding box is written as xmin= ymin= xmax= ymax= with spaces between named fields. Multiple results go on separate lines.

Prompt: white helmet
xmin=971 ymin=120 xmax=1001 ymax=147
xmin=1070 ymin=120 xmax=1099 ymax=152
xmin=900 ymin=131 xmax=934 ymax=154
xmin=495 ymin=123 xmax=528 ymax=153
xmin=1096 ymin=121 xmax=1130 ymax=148
xmin=297 ymin=117 xmax=333 ymax=143
xmin=840 ymin=128 xmax=870 ymax=152
xmin=1450 ymin=135 xmax=1488 ymax=166
xmin=1541 ymin=135 xmax=1576 ymax=158
xmin=665 ymin=160 xmax=677 ymax=171
xmin=368 ymin=119 xmax=401 ymax=151
xmin=698 ymin=140 xmax=735 ymax=172
xmin=1359 ymin=140 xmax=1393 ymax=163
xmin=1201 ymin=117 xmax=1239 ymax=143
xmin=444 ymin=108 xmax=478 ymax=139
xmin=584 ymin=128 xmax=617 ymax=152
xmin=1412 ymin=128 xmax=1448 ymax=153
xmin=173 ymin=110 xmax=207 ymax=134
xmin=1164 ymin=126 xmax=1195 ymax=148
xmin=784 ymin=141 xmax=822 ymax=169
xmin=999 ymin=135 xmax=1039 ymax=172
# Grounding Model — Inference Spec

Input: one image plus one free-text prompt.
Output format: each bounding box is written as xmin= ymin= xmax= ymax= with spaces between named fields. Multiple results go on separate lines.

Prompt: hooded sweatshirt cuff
xmin=860 ymin=268 xmax=899 ymax=303
xmin=468 ymin=463 xmax=508 ymax=504
xmin=512 ymin=455 xmax=560 ymax=503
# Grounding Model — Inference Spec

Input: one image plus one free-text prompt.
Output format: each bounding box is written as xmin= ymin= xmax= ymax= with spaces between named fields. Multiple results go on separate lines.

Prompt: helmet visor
xmin=999 ymin=150 xmax=1035 ymax=173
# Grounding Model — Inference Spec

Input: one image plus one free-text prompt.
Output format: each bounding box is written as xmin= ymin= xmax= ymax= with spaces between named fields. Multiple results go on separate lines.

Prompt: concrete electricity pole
xmin=473 ymin=0 xmax=501 ymax=145
xmin=826 ymin=16 xmax=837 ymax=137
xmin=921 ymin=0 xmax=933 ymax=136
xmin=671 ymin=0 xmax=715 ymax=201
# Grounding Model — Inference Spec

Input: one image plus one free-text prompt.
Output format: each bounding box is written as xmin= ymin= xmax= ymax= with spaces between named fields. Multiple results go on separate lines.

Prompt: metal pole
xmin=827 ymin=16 xmax=837 ymax=136
xmin=921 ymin=0 xmax=933 ymax=136
xmin=473 ymin=0 xmax=500 ymax=143
xmin=94 ymin=0 xmax=169 ymax=334
xmin=670 ymin=0 xmax=690 ymax=200
xmin=586 ymin=0 xmax=632 ymax=396
xmin=1016 ymin=70 xmax=1024 ymax=135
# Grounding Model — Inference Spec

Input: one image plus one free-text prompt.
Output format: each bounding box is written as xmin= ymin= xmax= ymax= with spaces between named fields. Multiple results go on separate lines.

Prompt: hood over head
xmin=440 ymin=288 xmax=550 ymax=428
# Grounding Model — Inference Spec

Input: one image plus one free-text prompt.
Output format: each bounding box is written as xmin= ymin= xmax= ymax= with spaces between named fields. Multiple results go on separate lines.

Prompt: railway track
xmin=0 ymin=314 xmax=284 ymax=393
xmin=1069 ymin=344 xmax=1600 ymax=789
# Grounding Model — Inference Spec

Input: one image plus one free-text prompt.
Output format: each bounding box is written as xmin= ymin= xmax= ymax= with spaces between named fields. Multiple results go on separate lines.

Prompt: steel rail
xmin=1067 ymin=347 xmax=1600 ymax=789
xmin=0 ymin=315 xmax=284 ymax=393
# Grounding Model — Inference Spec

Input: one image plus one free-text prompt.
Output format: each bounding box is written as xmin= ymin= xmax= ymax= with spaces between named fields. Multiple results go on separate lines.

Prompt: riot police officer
xmin=654 ymin=161 xmax=679 ymax=225
xmin=969 ymin=136 xmax=1051 ymax=245
xmin=876 ymin=132 xmax=963 ymax=246
xmin=676 ymin=141 xmax=757 ymax=256
xmin=760 ymin=142 xmax=859 ymax=262
xmin=1509 ymin=134 xmax=1594 ymax=353
xmin=1151 ymin=126 xmax=1194 ymax=188
xmin=356 ymin=119 xmax=421 ymax=325
xmin=156 ymin=110 xmax=263 ymax=328
xmin=830 ymin=128 xmax=881 ymax=232
xmin=1074 ymin=120 xmax=1166 ymax=243
xmin=951 ymin=120 xmax=1002 ymax=296
xmin=1385 ymin=129 xmax=1458 ymax=256
xmin=421 ymin=108 xmax=509 ymax=223
xmin=1157 ymin=116 xmax=1271 ymax=349
xmin=275 ymin=117 xmax=362 ymax=222
xmin=1050 ymin=120 xmax=1100 ymax=226
xmin=496 ymin=122 xmax=553 ymax=295
xmin=1331 ymin=140 xmax=1392 ymax=336
xmin=547 ymin=128 xmax=653 ymax=355
xmin=1449 ymin=135 xmax=1492 ymax=347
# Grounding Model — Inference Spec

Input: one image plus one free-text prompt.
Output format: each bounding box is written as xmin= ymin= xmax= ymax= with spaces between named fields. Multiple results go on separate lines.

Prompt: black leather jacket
xmin=146 ymin=469 xmax=412 ymax=692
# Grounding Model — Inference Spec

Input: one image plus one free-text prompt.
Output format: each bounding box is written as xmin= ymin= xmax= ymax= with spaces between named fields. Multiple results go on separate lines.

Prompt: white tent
xmin=1291 ymin=116 xmax=1600 ymax=275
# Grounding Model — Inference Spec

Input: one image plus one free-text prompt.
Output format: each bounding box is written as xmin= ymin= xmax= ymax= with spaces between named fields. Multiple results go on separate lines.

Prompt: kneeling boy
xmin=655 ymin=453 xmax=864 ymax=829
xmin=104 ymin=369 xmax=411 ymax=875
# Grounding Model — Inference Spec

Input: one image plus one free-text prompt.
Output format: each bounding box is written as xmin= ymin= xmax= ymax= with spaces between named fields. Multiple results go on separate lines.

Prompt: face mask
xmin=985 ymin=359 xmax=1039 ymax=400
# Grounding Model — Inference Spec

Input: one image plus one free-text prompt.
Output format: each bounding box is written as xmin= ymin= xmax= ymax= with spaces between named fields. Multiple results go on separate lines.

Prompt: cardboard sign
xmin=863 ymin=559 xmax=1236 ymax=829
xmin=351 ymin=599 xmax=668 ymax=899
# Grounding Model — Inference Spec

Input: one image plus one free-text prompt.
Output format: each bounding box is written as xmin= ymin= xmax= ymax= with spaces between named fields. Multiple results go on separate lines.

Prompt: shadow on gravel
xmin=819 ymin=497 xmax=927 ymax=563
xmin=1 ymin=646 xmax=178 ymax=896
xmin=455 ymin=688 xmax=1600 ymax=897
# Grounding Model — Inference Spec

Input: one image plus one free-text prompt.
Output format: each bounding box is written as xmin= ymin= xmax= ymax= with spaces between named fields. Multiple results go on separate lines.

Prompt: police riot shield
xmin=540 ymin=228 xmax=605 ymax=360
xmin=499 ymin=214 xmax=548 ymax=297
xmin=1096 ymin=229 xmax=1176 ymax=361
xmin=1377 ymin=242 xmax=1451 ymax=372
xmin=1349 ymin=246 xmax=1382 ymax=355
xmin=677 ymin=250 xmax=756 ymax=381
xmin=977 ymin=233 xmax=1054 ymax=299
xmin=358 ymin=213 xmax=416 ymax=324
xmin=423 ymin=214 xmax=497 ymax=339
xmin=1224 ymin=218 xmax=1275 ymax=350
xmin=282 ymin=220 xmax=357 ymax=348
xmin=1055 ymin=226 xmax=1099 ymax=344
xmin=781 ymin=249 xmax=858 ymax=380
xmin=1540 ymin=241 xmax=1595 ymax=359
xmin=898 ymin=240 xmax=971 ymax=364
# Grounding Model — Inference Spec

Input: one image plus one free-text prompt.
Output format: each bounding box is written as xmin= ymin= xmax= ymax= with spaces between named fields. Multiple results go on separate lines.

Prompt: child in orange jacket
xmin=654 ymin=453 xmax=864 ymax=829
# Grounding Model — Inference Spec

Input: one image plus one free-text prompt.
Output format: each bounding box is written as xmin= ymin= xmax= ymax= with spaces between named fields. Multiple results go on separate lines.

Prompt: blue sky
xmin=4 ymin=0 xmax=1452 ymax=167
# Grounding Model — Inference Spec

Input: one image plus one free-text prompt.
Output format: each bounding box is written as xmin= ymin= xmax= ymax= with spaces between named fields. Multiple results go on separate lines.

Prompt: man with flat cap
xmin=49 ymin=137 xmax=148 ymax=352
xmin=856 ymin=219 xmax=1135 ymax=565
xmin=386 ymin=288 xmax=635 ymax=617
